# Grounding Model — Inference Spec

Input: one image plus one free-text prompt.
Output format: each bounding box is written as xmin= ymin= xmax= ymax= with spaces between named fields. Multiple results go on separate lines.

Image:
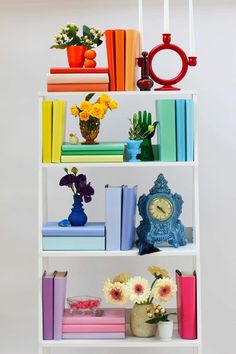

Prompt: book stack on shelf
xmin=62 ymin=308 xmax=126 ymax=339
xmin=42 ymin=222 xmax=105 ymax=251
xmin=105 ymin=29 xmax=140 ymax=91
xmin=47 ymin=67 xmax=109 ymax=92
xmin=61 ymin=142 xmax=125 ymax=163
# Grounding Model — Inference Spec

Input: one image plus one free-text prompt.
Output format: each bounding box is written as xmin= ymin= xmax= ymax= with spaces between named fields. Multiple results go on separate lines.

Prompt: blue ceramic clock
xmin=136 ymin=174 xmax=187 ymax=250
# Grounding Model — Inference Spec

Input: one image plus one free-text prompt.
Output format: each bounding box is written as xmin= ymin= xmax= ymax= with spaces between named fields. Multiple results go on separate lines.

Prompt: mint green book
xmin=61 ymin=150 xmax=124 ymax=156
xmin=62 ymin=142 xmax=125 ymax=152
xmin=156 ymin=100 xmax=176 ymax=161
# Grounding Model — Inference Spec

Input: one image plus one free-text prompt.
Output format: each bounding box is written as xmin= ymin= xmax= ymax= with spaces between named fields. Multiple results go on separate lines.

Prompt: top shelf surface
xmin=38 ymin=90 xmax=196 ymax=98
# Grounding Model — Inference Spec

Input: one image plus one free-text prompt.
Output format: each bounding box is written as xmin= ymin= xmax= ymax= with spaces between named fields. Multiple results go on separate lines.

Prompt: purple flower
xmin=75 ymin=174 xmax=87 ymax=193
xmin=80 ymin=182 xmax=95 ymax=203
xmin=59 ymin=174 xmax=76 ymax=187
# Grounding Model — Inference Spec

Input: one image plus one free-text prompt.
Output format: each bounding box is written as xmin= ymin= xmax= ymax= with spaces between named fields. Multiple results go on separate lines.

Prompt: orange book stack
xmin=47 ymin=68 xmax=109 ymax=92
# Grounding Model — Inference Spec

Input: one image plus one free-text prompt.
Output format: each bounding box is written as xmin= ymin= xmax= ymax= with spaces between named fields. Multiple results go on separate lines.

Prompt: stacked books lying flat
xmin=62 ymin=308 xmax=125 ymax=339
xmin=47 ymin=67 xmax=109 ymax=92
xmin=42 ymin=222 xmax=105 ymax=251
xmin=156 ymin=99 xmax=194 ymax=162
xmin=61 ymin=142 xmax=125 ymax=163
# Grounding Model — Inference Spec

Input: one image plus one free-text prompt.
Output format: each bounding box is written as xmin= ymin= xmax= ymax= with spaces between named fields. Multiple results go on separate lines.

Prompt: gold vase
xmin=79 ymin=117 xmax=100 ymax=145
xmin=130 ymin=303 xmax=157 ymax=338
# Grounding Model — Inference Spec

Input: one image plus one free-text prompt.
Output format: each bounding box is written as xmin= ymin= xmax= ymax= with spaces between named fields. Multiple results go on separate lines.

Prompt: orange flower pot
xmin=66 ymin=46 xmax=87 ymax=68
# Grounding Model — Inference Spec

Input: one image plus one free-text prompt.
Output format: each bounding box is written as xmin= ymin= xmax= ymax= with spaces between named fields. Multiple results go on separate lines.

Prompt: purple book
xmin=53 ymin=271 xmax=67 ymax=340
xmin=105 ymin=185 xmax=122 ymax=250
xmin=62 ymin=332 xmax=125 ymax=339
xmin=121 ymin=186 xmax=137 ymax=250
xmin=42 ymin=272 xmax=54 ymax=340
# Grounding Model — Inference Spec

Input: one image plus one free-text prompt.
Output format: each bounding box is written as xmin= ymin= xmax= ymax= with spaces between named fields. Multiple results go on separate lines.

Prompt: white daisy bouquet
xmin=103 ymin=266 xmax=177 ymax=307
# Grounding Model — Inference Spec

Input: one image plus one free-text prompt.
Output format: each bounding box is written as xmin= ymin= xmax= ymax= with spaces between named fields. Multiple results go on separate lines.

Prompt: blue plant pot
xmin=127 ymin=140 xmax=142 ymax=162
xmin=68 ymin=194 xmax=87 ymax=226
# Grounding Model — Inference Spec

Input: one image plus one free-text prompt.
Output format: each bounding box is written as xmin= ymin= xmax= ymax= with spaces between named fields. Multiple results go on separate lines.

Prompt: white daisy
xmin=126 ymin=276 xmax=151 ymax=304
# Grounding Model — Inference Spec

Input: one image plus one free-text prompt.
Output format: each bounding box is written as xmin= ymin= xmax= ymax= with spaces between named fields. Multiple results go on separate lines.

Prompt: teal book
xmin=42 ymin=222 xmax=105 ymax=236
xmin=62 ymin=142 xmax=125 ymax=152
xmin=61 ymin=150 xmax=123 ymax=156
xmin=43 ymin=236 xmax=105 ymax=251
xmin=186 ymin=99 xmax=194 ymax=161
xmin=175 ymin=100 xmax=186 ymax=161
xmin=156 ymin=100 xmax=176 ymax=161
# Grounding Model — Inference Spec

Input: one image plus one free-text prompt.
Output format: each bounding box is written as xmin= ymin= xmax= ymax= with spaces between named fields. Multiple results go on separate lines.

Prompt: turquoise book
xmin=43 ymin=236 xmax=105 ymax=251
xmin=42 ymin=222 xmax=105 ymax=236
xmin=156 ymin=100 xmax=176 ymax=161
xmin=186 ymin=99 xmax=194 ymax=161
xmin=62 ymin=142 xmax=125 ymax=154
xmin=175 ymin=100 xmax=186 ymax=161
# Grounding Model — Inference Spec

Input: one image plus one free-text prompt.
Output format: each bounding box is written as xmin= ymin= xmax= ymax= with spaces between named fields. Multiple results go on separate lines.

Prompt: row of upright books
xmin=42 ymin=185 xmax=137 ymax=251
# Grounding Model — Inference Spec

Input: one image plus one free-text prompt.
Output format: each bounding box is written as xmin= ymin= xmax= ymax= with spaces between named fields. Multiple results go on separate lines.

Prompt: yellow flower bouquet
xmin=71 ymin=93 xmax=118 ymax=145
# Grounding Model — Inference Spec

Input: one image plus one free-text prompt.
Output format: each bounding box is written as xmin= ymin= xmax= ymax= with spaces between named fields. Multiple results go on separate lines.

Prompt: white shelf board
xmin=42 ymin=161 xmax=196 ymax=168
xmin=41 ymin=330 xmax=199 ymax=348
xmin=41 ymin=243 xmax=197 ymax=257
xmin=39 ymin=90 xmax=196 ymax=98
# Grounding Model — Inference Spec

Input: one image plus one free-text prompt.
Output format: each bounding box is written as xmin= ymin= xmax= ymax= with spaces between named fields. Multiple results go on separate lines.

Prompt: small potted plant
xmin=59 ymin=167 xmax=94 ymax=226
xmin=127 ymin=113 xmax=155 ymax=162
xmin=146 ymin=305 xmax=176 ymax=341
xmin=50 ymin=23 xmax=104 ymax=68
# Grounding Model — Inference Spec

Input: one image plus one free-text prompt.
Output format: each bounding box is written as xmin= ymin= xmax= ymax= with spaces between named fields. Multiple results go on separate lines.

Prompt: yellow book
xmin=52 ymin=100 xmax=66 ymax=163
xmin=125 ymin=29 xmax=140 ymax=91
xmin=61 ymin=155 xmax=124 ymax=163
xmin=42 ymin=100 xmax=53 ymax=163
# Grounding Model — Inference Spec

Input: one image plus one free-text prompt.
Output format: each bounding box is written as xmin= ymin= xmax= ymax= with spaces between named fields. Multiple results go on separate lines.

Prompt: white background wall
xmin=0 ymin=0 xmax=236 ymax=353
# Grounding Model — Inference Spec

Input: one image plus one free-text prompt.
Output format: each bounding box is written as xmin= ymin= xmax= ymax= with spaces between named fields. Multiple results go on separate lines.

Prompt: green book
xmin=156 ymin=100 xmax=176 ymax=162
xmin=62 ymin=142 xmax=125 ymax=152
xmin=62 ymin=150 xmax=124 ymax=156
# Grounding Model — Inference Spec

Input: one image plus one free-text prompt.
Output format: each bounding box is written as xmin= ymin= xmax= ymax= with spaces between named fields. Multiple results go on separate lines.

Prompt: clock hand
xmin=157 ymin=206 xmax=166 ymax=214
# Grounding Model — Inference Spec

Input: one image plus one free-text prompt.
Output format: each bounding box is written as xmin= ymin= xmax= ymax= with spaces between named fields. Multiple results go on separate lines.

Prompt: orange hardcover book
xmin=105 ymin=30 xmax=116 ymax=91
xmin=125 ymin=29 xmax=140 ymax=91
xmin=50 ymin=67 xmax=108 ymax=74
xmin=115 ymin=29 xmax=125 ymax=91
xmin=47 ymin=83 xmax=108 ymax=92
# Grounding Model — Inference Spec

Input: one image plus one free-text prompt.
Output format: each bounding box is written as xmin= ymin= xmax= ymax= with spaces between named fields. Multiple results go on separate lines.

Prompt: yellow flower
xmin=70 ymin=105 xmax=79 ymax=116
xmin=79 ymin=100 xmax=92 ymax=111
xmin=79 ymin=110 xmax=90 ymax=121
xmin=113 ymin=272 xmax=131 ymax=284
xmin=99 ymin=94 xmax=111 ymax=105
xmin=108 ymin=100 xmax=118 ymax=110
xmin=100 ymin=103 xmax=108 ymax=114
xmin=90 ymin=103 xmax=105 ymax=119
xmin=148 ymin=266 xmax=169 ymax=278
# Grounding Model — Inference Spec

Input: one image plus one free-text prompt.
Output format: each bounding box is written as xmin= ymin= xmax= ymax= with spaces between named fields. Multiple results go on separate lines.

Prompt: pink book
xmin=62 ymin=308 xmax=125 ymax=325
xmin=62 ymin=324 xmax=125 ymax=333
xmin=53 ymin=271 xmax=67 ymax=340
xmin=176 ymin=270 xmax=197 ymax=339
xmin=62 ymin=332 xmax=125 ymax=339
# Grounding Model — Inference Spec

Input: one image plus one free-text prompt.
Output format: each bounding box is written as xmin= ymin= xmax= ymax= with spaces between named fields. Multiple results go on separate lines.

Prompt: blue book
xmin=186 ymin=99 xmax=194 ymax=161
xmin=43 ymin=236 xmax=105 ymax=251
xmin=105 ymin=185 xmax=122 ymax=251
xmin=121 ymin=186 xmax=137 ymax=250
xmin=175 ymin=100 xmax=186 ymax=161
xmin=42 ymin=222 xmax=105 ymax=236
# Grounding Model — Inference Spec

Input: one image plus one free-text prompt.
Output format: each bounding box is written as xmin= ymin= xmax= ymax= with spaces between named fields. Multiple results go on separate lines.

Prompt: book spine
xmin=43 ymin=236 xmax=105 ymax=251
xmin=61 ymin=150 xmax=124 ymax=156
xmin=62 ymin=324 xmax=125 ymax=333
xmin=176 ymin=271 xmax=197 ymax=339
xmin=175 ymin=99 xmax=186 ymax=161
xmin=121 ymin=186 xmax=137 ymax=250
xmin=186 ymin=99 xmax=194 ymax=161
xmin=61 ymin=155 xmax=123 ymax=163
xmin=42 ymin=276 xmax=54 ymax=340
xmin=53 ymin=276 xmax=67 ymax=339
xmin=42 ymin=222 xmax=105 ymax=236
xmin=47 ymin=83 xmax=109 ymax=92
xmin=52 ymin=101 xmax=66 ymax=163
xmin=50 ymin=67 xmax=109 ymax=74
xmin=47 ymin=73 xmax=109 ymax=84
xmin=62 ymin=332 xmax=125 ymax=339
xmin=62 ymin=143 xmax=125 ymax=152
xmin=42 ymin=101 xmax=53 ymax=163
xmin=125 ymin=30 xmax=139 ymax=91
xmin=115 ymin=29 xmax=125 ymax=91
xmin=105 ymin=30 xmax=116 ymax=91
xmin=105 ymin=186 xmax=122 ymax=250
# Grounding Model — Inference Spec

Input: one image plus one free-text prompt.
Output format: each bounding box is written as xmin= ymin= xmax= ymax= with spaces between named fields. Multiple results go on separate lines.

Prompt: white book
xmin=47 ymin=73 xmax=109 ymax=84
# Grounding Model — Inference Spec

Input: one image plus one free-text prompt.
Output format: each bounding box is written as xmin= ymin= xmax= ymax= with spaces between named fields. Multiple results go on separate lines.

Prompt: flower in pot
xmin=59 ymin=167 xmax=94 ymax=226
xmin=145 ymin=305 xmax=176 ymax=341
xmin=50 ymin=23 xmax=104 ymax=68
xmin=103 ymin=266 xmax=176 ymax=338
xmin=127 ymin=113 xmax=156 ymax=162
xmin=70 ymin=93 xmax=118 ymax=145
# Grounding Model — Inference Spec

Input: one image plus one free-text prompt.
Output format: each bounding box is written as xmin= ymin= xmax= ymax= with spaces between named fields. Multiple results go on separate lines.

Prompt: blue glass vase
xmin=68 ymin=194 xmax=87 ymax=226
xmin=127 ymin=139 xmax=142 ymax=162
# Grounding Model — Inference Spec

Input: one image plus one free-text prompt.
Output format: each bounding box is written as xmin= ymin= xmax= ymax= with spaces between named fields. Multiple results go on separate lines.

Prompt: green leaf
xmin=96 ymin=38 xmax=103 ymax=47
xmin=71 ymin=167 xmax=78 ymax=175
xmin=85 ymin=93 xmax=95 ymax=101
xmin=50 ymin=44 xmax=67 ymax=49
xmin=64 ymin=168 xmax=68 ymax=174
xmin=146 ymin=318 xmax=159 ymax=324
xmin=83 ymin=25 xmax=91 ymax=37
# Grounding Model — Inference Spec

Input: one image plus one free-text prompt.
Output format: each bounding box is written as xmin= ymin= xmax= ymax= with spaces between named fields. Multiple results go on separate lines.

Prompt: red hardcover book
xmin=50 ymin=67 xmax=109 ymax=74
xmin=115 ymin=29 xmax=125 ymax=91
xmin=47 ymin=83 xmax=108 ymax=92
xmin=105 ymin=30 xmax=116 ymax=91
xmin=176 ymin=270 xmax=197 ymax=339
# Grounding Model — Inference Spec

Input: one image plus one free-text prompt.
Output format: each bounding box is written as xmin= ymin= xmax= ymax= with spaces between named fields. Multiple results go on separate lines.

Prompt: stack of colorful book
xmin=47 ymin=67 xmax=109 ymax=92
xmin=42 ymin=222 xmax=105 ymax=251
xmin=62 ymin=308 xmax=126 ymax=339
xmin=105 ymin=29 xmax=140 ymax=91
xmin=61 ymin=142 xmax=125 ymax=163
